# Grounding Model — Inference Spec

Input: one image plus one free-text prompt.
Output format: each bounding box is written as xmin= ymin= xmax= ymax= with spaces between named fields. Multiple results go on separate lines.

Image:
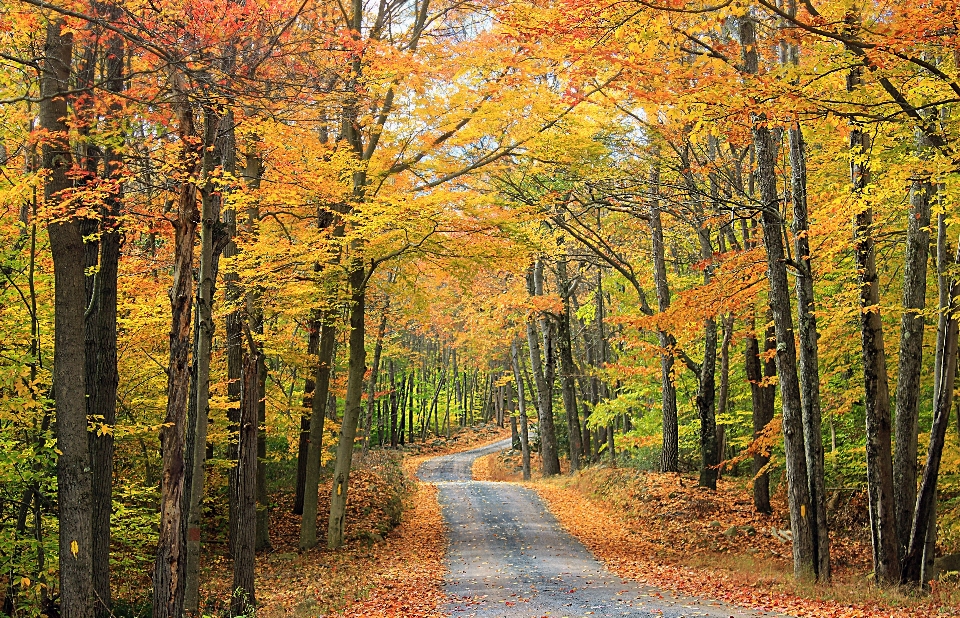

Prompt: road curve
xmin=418 ymin=439 xmax=776 ymax=618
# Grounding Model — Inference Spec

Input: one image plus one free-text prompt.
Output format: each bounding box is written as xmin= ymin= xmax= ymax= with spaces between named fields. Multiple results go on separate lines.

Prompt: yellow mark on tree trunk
xmin=801 ymin=504 xmax=806 ymax=518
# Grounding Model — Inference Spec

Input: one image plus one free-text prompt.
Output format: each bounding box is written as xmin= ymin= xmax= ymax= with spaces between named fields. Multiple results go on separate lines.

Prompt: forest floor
xmin=473 ymin=448 xmax=960 ymax=618
xmin=195 ymin=423 xmax=511 ymax=617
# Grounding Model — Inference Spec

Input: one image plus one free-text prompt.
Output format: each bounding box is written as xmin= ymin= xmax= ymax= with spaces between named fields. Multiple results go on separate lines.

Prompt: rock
xmin=723 ymin=526 xmax=738 ymax=538
xmin=709 ymin=520 xmax=722 ymax=528
xmin=274 ymin=552 xmax=297 ymax=561
xmin=742 ymin=525 xmax=757 ymax=536
xmin=933 ymin=553 xmax=960 ymax=580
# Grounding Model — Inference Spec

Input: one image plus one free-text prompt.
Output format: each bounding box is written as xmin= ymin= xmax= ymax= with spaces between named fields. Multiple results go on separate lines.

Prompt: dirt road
xmin=418 ymin=439 xmax=777 ymax=617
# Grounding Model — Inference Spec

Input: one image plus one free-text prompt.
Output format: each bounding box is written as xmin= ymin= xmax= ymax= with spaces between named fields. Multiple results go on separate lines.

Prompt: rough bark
xmin=746 ymin=315 xmax=776 ymax=514
xmin=649 ymin=164 xmax=679 ymax=473
xmin=299 ymin=319 xmax=336 ymax=549
xmin=294 ymin=318 xmax=320 ymax=515
xmin=902 ymin=241 xmax=959 ymax=584
xmin=231 ymin=352 xmax=259 ymax=615
xmin=742 ymin=15 xmax=817 ymax=581
xmin=893 ymin=150 xmax=933 ymax=559
xmin=327 ymin=266 xmax=366 ymax=549
xmin=363 ymin=306 xmax=389 ymax=455
xmin=152 ymin=78 xmax=199 ymax=618
xmin=512 ymin=340 xmax=532 ymax=481
xmin=696 ymin=228 xmax=719 ymax=490
xmin=555 ymin=254 xmax=583 ymax=472
xmin=788 ymin=123 xmax=831 ymax=580
xmin=527 ymin=260 xmax=561 ymax=475
xmin=43 ymin=20 xmax=94 ymax=618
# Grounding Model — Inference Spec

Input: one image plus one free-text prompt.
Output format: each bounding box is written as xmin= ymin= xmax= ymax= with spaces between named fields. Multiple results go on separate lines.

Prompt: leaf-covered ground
xmin=474 ymin=450 xmax=960 ymax=617
xmin=194 ymin=423 xmax=511 ymax=616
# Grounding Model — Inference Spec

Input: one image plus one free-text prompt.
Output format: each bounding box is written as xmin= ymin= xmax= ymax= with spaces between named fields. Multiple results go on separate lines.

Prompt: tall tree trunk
xmin=741 ymin=15 xmax=817 ymax=581
xmin=696 ymin=227 xmax=719 ymax=490
xmin=299 ymin=319 xmax=336 ymax=549
xmin=152 ymin=79 xmax=199 ymax=618
xmin=902 ymin=240 xmax=959 ymax=584
xmin=363 ymin=306 xmax=389 ymax=455
xmin=555 ymin=252 xmax=583 ymax=472
xmin=231 ymin=351 xmax=259 ymax=615
xmin=648 ymin=162 xmax=679 ymax=473
xmin=87 ymin=22 xmax=123 ymax=616
xmin=327 ymin=266 xmax=366 ymax=549
xmin=511 ymin=340 xmax=531 ymax=481
xmin=893 ymin=144 xmax=934 ymax=559
xmin=527 ymin=260 xmax=561 ymax=475
xmin=788 ymin=122 xmax=831 ymax=581
xmin=184 ymin=107 xmax=226 ymax=614
xmin=850 ymin=107 xmax=901 ymax=587
xmin=294 ymin=317 xmax=321 ymax=515
xmin=43 ymin=20 xmax=94 ymax=618
xmin=746 ymin=314 xmax=776 ymax=514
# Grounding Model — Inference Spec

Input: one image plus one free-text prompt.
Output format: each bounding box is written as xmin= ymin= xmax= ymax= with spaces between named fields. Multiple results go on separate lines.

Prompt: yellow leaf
xmin=70 ymin=540 xmax=78 ymax=557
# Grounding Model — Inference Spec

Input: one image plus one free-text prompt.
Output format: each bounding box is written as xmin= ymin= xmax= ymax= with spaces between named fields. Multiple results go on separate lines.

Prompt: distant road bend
xmin=418 ymin=439 xmax=778 ymax=617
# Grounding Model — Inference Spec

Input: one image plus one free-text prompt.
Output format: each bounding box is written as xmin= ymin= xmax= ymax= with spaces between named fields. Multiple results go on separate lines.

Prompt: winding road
xmin=418 ymin=438 xmax=777 ymax=618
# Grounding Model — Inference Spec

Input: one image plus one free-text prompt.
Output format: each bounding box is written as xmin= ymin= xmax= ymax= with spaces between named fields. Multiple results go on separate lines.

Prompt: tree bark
xmin=648 ymin=163 xmax=679 ymax=473
xmin=152 ymin=78 xmax=199 ymax=618
xmin=299 ymin=319 xmax=336 ymax=550
xmin=893 ymin=147 xmax=933 ymax=559
xmin=527 ymin=260 xmax=561 ymax=475
xmin=695 ymin=227 xmax=719 ymax=490
xmin=231 ymin=351 xmax=259 ymax=615
xmin=511 ymin=340 xmax=532 ymax=480
xmin=741 ymin=15 xmax=817 ymax=581
xmin=327 ymin=265 xmax=367 ymax=549
xmin=746 ymin=315 xmax=776 ymax=514
xmin=294 ymin=318 xmax=320 ymax=515
xmin=555 ymin=253 xmax=583 ymax=472
xmin=43 ymin=20 xmax=94 ymax=618
xmin=363 ymin=306 xmax=389 ymax=455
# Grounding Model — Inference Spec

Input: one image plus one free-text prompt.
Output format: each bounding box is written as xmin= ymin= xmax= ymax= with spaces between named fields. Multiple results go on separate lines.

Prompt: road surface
xmin=418 ymin=438 xmax=777 ymax=617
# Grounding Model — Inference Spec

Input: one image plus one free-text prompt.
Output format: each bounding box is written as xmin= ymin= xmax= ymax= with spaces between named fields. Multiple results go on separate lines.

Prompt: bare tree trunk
xmin=649 ymin=162 xmax=679 ymax=472
xmin=43 ymin=20 xmax=94 ymax=618
xmin=893 ymin=142 xmax=933 ymax=559
xmin=746 ymin=314 xmax=776 ymax=514
xmin=231 ymin=351 xmax=259 ymax=615
xmin=903 ymin=241 xmax=959 ymax=583
xmin=741 ymin=15 xmax=817 ymax=581
xmin=327 ymin=266 xmax=366 ymax=549
xmin=555 ymin=252 xmax=583 ymax=472
xmin=363 ymin=306 xmax=389 ymax=455
xmin=299 ymin=319 xmax=335 ymax=550
xmin=294 ymin=318 xmax=320 ymax=515
xmin=153 ymin=80 xmax=199 ymax=618
xmin=527 ymin=260 xmax=561 ymax=475
xmin=696 ymin=227 xmax=719 ymax=490
xmin=511 ymin=340 xmax=531 ymax=480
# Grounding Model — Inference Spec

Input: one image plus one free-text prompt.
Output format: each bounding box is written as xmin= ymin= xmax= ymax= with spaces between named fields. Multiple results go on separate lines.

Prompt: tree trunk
xmin=893 ymin=148 xmax=933 ymax=559
xmin=327 ymin=265 xmax=366 ymax=549
xmin=527 ymin=261 xmax=561 ymax=475
xmin=152 ymin=81 xmax=199 ymax=618
xmin=299 ymin=319 xmax=336 ymax=549
xmin=741 ymin=15 xmax=817 ymax=581
xmin=555 ymin=253 xmax=583 ymax=472
xmin=746 ymin=314 xmax=776 ymax=514
xmin=511 ymin=340 xmax=531 ymax=481
xmin=231 ymin=351 xmax=259 ymax=615
xmin=43 ymin=20 xmax=95 ymax=618
xmin=649 ymin=164 xmax=679 ymax=473
xmin=696 ymin=227 xmax=719 ymax=490
xmin=788 ymin=122 xmax=831 ymax=581
xmin=294 ymin=317 xmax=320 ymax=515
xmin=363 ymin=306 xmax=389 ymax=455
xmin=902 ymin=241 xmax=959 ymax=583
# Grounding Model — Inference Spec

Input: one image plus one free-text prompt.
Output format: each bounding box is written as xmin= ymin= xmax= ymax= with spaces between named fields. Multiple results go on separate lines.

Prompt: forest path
xmin=418 ymin=439 xmax=777 ymax=618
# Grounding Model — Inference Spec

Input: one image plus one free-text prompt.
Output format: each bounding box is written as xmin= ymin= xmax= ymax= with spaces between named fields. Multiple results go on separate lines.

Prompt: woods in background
xmin=0 ymin=0 xmax=959 ymax=615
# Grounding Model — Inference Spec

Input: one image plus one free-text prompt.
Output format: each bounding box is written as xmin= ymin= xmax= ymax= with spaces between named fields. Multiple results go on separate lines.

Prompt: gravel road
xmin=418 ymin=439 xmax=779 ymax=618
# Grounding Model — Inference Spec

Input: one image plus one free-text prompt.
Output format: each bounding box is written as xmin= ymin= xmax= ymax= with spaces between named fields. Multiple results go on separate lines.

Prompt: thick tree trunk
xmin=648 ymin=165 xmax=679 ymax=473
xmin=294 ymin=318 xmax=320 ymax=515
xmin=742 ymin=15 xmax=817 ymax=581
xmin=231 ymin=352 xmax=259 ymax=615
xmin=43 ymin=21 xmax=94 ymax=618
xmin=511 ymin=340 xmax=532 ymax=480
xmin=152 ymin=83 xmax=199 ymax=618
xmin=327 ymin=266 xmax=367 ymax=549
xmin=299 ymin=319 xmax=336 ymax=549
xmin=893 ymin=155 xmax=933 ymax=559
